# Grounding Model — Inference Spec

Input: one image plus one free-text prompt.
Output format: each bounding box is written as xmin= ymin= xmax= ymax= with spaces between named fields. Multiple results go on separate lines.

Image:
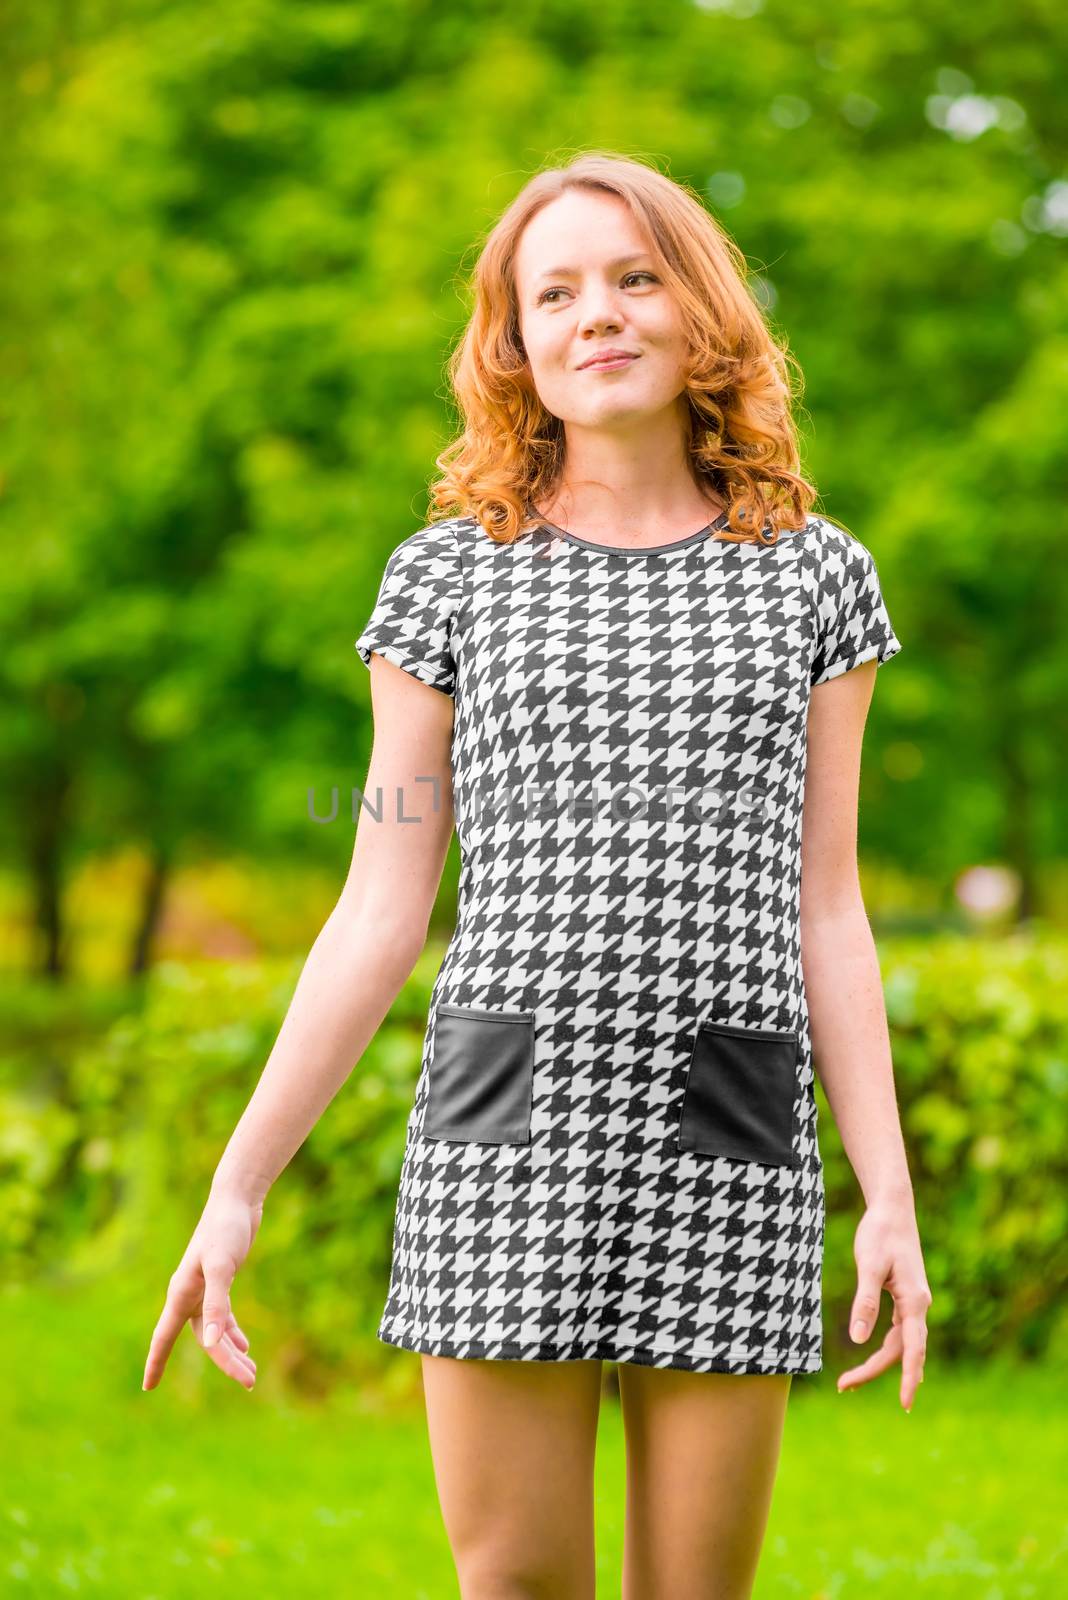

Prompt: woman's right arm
xmin=141 ymin=654 xmax=456 ymax=1392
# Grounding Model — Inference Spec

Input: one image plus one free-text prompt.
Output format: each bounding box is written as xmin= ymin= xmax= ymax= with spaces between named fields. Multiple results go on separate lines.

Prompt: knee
xmin=458 ymin=1549 xmax=590 ymax=1600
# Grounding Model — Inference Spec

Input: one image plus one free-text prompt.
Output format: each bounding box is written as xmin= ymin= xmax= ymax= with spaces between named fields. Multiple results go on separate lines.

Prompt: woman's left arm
xmin=801 ymin=659 xmax=932 ymax=1411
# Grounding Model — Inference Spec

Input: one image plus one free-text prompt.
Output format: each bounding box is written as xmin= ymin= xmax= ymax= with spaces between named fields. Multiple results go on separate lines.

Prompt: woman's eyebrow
xmin=534 ymin=253 xmax=652 ymax=282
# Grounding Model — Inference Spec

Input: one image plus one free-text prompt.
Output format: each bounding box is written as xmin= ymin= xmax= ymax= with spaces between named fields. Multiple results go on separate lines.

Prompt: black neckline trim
xmin=535 ymin=509 xmax=732 ymax=556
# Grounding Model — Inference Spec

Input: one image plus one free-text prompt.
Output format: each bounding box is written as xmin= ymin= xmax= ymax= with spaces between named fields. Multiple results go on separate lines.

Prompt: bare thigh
xmin=420 ymin=1354 xmax=604 ymax=1600
xmin=617 ymin=1364 xmax=792 ymax=1600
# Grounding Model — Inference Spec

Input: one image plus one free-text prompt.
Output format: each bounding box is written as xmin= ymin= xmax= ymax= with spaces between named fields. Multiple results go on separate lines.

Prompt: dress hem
xmin=377 ymin=1322 xmax=822 ymax=1376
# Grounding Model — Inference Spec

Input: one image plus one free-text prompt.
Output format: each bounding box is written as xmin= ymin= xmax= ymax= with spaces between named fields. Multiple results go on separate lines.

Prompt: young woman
xmin=143 ymin=152 xmax=931 ymax=1599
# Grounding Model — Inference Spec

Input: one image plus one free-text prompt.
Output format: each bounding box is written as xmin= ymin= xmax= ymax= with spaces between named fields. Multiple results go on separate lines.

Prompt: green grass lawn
xmin=2 ymin=1277 xmax=1064 ymax=1597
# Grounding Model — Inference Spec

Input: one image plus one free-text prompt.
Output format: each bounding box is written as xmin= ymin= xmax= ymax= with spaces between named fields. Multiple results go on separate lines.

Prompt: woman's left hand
xmin=837 ymin=1197 xmax=932 ymax=1411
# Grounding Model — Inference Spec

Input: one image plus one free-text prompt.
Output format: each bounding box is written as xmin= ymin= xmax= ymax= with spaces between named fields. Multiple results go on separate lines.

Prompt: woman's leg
xmin=421 ymin=1354 xmax=604 ymax=1600
xmin=617 ymin=1364 xmax=792 ymax=1600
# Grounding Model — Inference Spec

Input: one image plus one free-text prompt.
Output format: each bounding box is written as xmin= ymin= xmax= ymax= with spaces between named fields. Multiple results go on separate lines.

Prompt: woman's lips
xmin=582 ymin=354 xmax=638 ymax=372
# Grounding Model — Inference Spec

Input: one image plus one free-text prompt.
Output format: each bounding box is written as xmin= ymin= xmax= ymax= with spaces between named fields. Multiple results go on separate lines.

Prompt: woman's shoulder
xmin=784 ymin=516 xmax=889 ymax=600
xmin=392 ymin=512 xmax=523 ymax=563
xmin=389 ymin=515 xmax=470 ymax=562
xmin=793 ymin=512 xmax=876 ymax=562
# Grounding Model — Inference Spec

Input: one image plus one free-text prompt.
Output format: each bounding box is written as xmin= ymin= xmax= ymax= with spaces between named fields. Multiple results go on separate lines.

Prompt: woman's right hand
xmin=141 ymin=1186 xmax=264 ymax=1392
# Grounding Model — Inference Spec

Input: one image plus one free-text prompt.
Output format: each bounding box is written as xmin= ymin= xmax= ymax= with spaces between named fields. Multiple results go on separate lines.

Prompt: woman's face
xmin=513 ymin=189 xmax=692 ymax=435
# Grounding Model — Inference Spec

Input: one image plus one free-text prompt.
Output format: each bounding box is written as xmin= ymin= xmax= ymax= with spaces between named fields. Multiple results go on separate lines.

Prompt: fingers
xmin=201 ymin=1312 xmax=256 ymax=1383
xmin=142 ymin=1276 xmax=197 ymax=1390
xmin=204 ymin=1327 xmax=257 ymax=1389
xmin=837 ymin=1321 xmax=902 ymax=1391
xmin=837 ymin=1284 xmax=932 ymax=1410
xmin=143 ymin=1257 xmax=256 ymax=1392
xmin=222 ymin=1328 xmax=256 ymax=1378
xmin=836 ymin=1272 xmax=886 ymax=1392
xmin=198 ymin=1249 xmax=236 ymax=1350
xmin=226 ymin=1312 xmax=251 ymax=1353
xmin=847 ymin=1275 xmax=884 ymax=1345
xmin=897 ymin=1293 xmax=930 ymax=1411
xmin=193 ymin=1251 xmax=255 ymax=1389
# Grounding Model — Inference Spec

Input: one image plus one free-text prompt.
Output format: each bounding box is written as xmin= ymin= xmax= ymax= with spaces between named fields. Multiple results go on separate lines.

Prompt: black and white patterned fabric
xmin=354 ymin=509 xmax=902 ymax=1374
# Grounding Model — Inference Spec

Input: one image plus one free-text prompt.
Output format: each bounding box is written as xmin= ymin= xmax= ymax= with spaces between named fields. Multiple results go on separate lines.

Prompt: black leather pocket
xmin=677 ymin=1018 xmax=800 ymax=1169
xmin=424 ymin=1003 xmax=536 ymax=1144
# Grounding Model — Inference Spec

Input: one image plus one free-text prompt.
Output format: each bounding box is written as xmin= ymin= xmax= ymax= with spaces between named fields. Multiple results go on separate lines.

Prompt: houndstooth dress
xmin=354 ymin=508 xmax=902 ymax=1374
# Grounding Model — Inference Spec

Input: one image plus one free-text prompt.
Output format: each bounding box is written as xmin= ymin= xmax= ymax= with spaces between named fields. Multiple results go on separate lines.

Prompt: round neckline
xmin=535 ymin=508 xmax=731 ymax=556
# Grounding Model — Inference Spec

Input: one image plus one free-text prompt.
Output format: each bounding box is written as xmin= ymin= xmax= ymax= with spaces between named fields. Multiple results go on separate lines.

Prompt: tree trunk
xmin=128 ymin=842 xmax=171 ymax=978
xmin=27 ymin=754 xmax=72 ymax=980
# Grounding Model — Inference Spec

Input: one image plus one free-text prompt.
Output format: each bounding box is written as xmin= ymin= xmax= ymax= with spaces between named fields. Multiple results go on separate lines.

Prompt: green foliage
xmin=818 ymin=931 xmax=1068 ymax=1363
xmin=856 ymin=932 xmax=1068 ymax=1361
xmin=3 ymin=934 xmax=1066 ymax=1386
xmin=2 ymin=0 xmax=1067 ymax=980
xmin=0 ymin=975 xmax=136 ymax=1263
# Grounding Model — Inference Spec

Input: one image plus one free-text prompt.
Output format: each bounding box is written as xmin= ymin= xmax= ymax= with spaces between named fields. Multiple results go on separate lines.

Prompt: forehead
xmin=514 ymin=190 xmax=655 ymax=287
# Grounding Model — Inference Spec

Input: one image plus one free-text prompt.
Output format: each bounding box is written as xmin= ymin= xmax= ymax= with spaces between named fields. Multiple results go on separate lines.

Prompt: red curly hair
xmin=426 ymin=150 xmax=820 ymax=548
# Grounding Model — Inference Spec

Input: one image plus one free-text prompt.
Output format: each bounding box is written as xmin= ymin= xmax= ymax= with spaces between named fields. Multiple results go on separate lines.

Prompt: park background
xmin=2 ymin=0 xmax=1066 ymax=1594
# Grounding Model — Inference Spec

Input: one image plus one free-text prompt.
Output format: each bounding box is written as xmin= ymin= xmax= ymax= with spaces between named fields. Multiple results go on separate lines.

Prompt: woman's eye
xmin=536 ymin=272 xmax=658 ymax=306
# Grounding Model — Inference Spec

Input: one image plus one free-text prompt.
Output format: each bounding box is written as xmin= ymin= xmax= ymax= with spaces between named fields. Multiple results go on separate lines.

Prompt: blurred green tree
xmin=1 ymin=1 xmax=1065 ymax=976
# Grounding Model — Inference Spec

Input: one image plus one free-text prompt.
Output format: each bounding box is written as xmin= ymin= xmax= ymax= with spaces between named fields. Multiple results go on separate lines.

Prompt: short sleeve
xmin=354 ymin=522 xmax=461 ymax=695
xmin=810 ymin=524 xmax=903 ymax=686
